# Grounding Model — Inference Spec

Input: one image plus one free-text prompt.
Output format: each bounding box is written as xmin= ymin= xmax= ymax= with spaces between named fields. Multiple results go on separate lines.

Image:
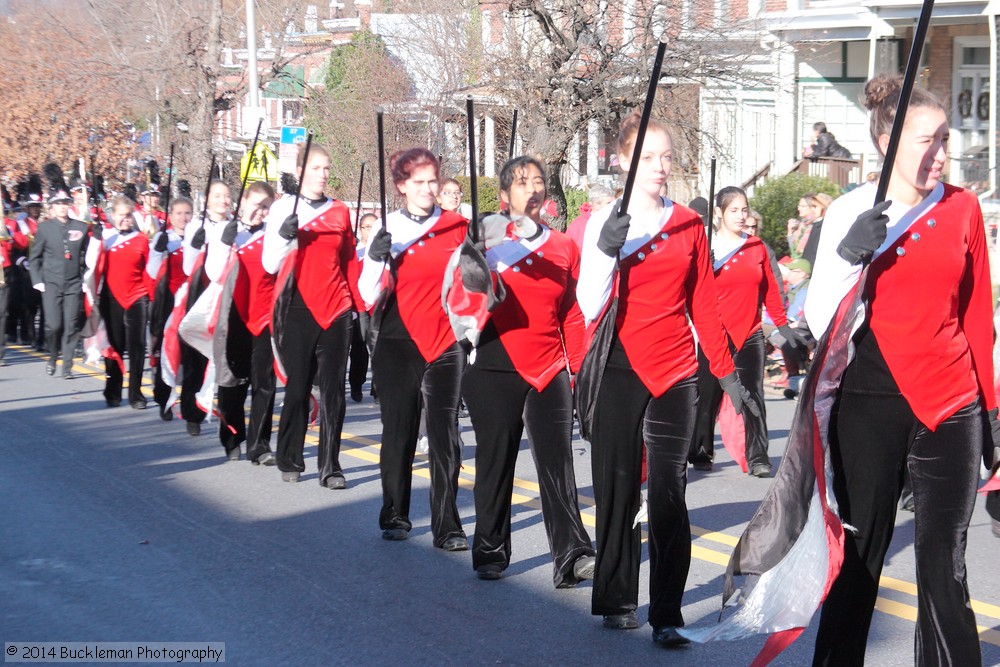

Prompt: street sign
xmin=240 ymin=143 xmax=278 ymax=182
xmin=279 ymin=126 xmax=308 ymax=173
xmin=281 ymin=126 xmax=307 ymax=145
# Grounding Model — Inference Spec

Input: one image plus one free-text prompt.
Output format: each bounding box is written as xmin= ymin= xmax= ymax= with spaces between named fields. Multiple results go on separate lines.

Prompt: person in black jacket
xmin=28 ymin=187 xmax=91 ymax=378
xmin=804 ymin=122 xmax=852 ymax=160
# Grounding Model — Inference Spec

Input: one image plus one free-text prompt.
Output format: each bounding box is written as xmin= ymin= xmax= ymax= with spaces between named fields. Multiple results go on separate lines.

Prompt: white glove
xmin=15 ymin=256 xmax=28 ymax=268
xmin=33 ymin=283 xmax=45 ymax=292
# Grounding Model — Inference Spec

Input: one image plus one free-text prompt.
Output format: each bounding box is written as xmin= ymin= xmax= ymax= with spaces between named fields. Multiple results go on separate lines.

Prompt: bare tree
xmin=47 ymin=0 xmax=322 ymax=186
xmin=0 ymin=4 xmax=133 ymax=185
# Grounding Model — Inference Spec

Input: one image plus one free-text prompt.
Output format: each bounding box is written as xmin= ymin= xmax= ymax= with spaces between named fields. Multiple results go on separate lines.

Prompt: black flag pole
xmin=354 ymin=161 xmax=366 ymax=235
xmin=291 ymin=132 xmax=314 ymax=218
xmin=88 ymin=152 xmax=99 ymax=221
xmin=706 ymin=156 xmax=718 ymax=253
xmin=199 ymin=155 xmax=217 ymax=226
xmin=508 ymin=109 xmax=518 ymax=161
xmin=466 ymin=96 xmax=480 ymax=244
xmin=376 ymin=107 xmax=388 ymax=227
xmin=619 ymin=36 xmax=668 ymax=215
xmin=874 ymin=0 xmax=935 ymax=205
xmin=231 ymin=118 xmax=264 ymax=223
xmin=163 ymin=143 xmax=176 ymax=221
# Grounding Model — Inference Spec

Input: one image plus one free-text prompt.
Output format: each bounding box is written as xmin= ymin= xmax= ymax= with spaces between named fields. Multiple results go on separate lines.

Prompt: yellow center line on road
xmin=14 ymin=347 xmax=1000 ymax=644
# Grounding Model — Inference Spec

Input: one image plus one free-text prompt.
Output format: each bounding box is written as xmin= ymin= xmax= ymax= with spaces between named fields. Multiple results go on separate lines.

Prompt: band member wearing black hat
xmin=358 ymin=148 xmax=469 ymax=550
xmin=28 ymin=187 xmax=90 ymax=377
xmin=87 ymin=195 xmax=152 ymax=408
xmin=1 ymin=200 xmax=28 ymax=366
xmin=263 ymin=144 xmax=363 ymax=487
xmin=462 ymin=156 xmax=597 ymax=585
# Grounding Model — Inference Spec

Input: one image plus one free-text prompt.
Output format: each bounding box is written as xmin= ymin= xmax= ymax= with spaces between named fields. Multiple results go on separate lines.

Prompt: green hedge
xmin=454 ymin=175 xmax=500 ymax=214
xmin=564 ymin=188 xmax=588 ymax=224
xmin=749 ymin=173 xmax=841 ymax=258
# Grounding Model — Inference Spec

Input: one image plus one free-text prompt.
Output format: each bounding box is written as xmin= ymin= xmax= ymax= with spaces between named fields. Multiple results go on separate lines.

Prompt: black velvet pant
xmin=41 ymin=284 xmax=83 ymax=373
xmin=813 ymin=393 xmax=983 ymax=666
xmin=689 ymin=329 xmax=768 ymax=469
xmin=348 ymin=316 xmax=370 ymax=395
xmin=152 ymin=340 xmax=208 ymax=423
xmin=0 ymin=270 xmax=9 ymax=361
xmin=462 ymin=366 xmax=594 ymax=587
xmin=217 ymin=320 xmax=275 ymax=462
xmin=372 ymin=336 xmax=466 ymax=547
xmin=590 ymin=340 xmax=698 ymax=630
xmin=274 ymin=298 xmax=351 ymax=486
xmin=100 ymin=289 xmax=148 ymax=405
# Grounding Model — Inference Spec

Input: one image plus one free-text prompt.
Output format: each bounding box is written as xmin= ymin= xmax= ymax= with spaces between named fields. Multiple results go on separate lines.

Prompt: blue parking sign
xmin=281 ymin=126 xmax=307 ymax=145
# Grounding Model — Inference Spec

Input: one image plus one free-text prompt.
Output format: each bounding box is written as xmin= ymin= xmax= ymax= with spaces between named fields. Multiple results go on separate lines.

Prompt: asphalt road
xmin=2 ymin=346 xmax=999 ymax=666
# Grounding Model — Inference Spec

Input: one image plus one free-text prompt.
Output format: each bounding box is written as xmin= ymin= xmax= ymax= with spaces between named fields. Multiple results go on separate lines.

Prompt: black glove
xmin=837 ymin=200 xmax=891 ymax=265
xmin=597 ymin=204 xmax=631 ymax=258
xmin=720 ymin=371 xmax=761 ymax=417
xmin=778 ymin=324 xmax=806 ymax=350
xmin=91 ymin=223 xmax=103 ymax=241
xmin=189 ymin=226 xmax=206 ymax=250
xmin=220 ymin=219 xmax=239 ymax=247
xmin=153 ymin=232 xmax=169 ymax=253
xmin=986 ymin=408 xmax=1000 ymax=469
xmin=278 ymin=214 xmax=299 ymax=241
xmin=368 ymin=227 xmax=393 ymax=262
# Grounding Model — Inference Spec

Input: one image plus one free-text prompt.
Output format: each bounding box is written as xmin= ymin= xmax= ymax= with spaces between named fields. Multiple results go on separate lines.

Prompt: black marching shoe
xmin=573 ymin=555 xmax=596 ymax=581
xmin=106 ymin=397 xmax=122 ymax=408
xmin=750 ymin=463 xmax=772 ymax=478
xmin=226 ymin=448 xmax=242 ymax=462
xmin=45 ymin=360 xmax=56 ymax=376
xmin=476 ymin=564 xmax=503 ymax=581
xmin=186 ymin=422 xmax=201 ymax=436
xmin=652 ymin=626 xmax=691 ymax=648
xmin=603 ymin=611 xmax=640 ymax=630
xmin=281 ymin=471 xmax=300 ymax=483
xmin=350 ymin=387 xmax=363 ymax=403
xmin=323 ymin=474 xmax=347 ymax=490
xmin=159 ymin=407 xmax=173 ymax=422
xmin=381 ymin=528 xmax=409 ymax=541
xmin=441 ymin=536 xmax=469 ymax=552
xmin=63 ymin=369 xmax=75 ymax=380
xmin=130 ymin=400 xmax=147 ymax=411
xmin=253 ymin=452 xmax=276 ymax=466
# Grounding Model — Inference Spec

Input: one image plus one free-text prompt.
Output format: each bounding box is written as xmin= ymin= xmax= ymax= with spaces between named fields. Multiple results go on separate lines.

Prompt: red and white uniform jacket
xmin=2 ymin=217 xmax=29 ymax=268
xmin=806 ymin=181 xmax=996 ymax=429
xmin=710 ymin=233 xmax=788 ymax=349
xmin=358 ymin=208 xmax=468 ymax=362
xmin=262 ymin=195 xmax=363 ymax=327
xmin=86 ymin=229 xmax=151 ymax=308
xmin=473 ymin=223 xmax=585 ymax=392
xmin=146 ymin=229 xmax=187 ymax=297
xmin=578 ymin=197 xmax=735 ymax=397
xmin=207 ymin=225 xmax=275 ymax=335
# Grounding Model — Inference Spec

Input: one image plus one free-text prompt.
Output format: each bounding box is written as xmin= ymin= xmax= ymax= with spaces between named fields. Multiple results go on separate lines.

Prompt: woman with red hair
xmin=358 ymin=148 xmax=470 ymax=551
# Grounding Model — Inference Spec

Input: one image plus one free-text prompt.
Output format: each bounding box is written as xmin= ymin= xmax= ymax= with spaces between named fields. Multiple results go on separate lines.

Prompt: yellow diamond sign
xmin=240 ymin=143 xmax=278 ymax=182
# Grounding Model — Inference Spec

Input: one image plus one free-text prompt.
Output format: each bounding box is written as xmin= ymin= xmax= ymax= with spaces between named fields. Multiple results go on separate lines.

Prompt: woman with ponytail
xmin=806 ymin=74 xmax=995 ymax=666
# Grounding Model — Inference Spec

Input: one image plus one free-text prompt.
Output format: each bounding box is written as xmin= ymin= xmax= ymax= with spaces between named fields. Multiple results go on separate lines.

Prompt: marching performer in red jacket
xmin=463 ymin=156 xmax=596 ymax=586
xmin=688 ymin=186 xmax=798 ymax=477
xmin=358 ymin=148 xmax=469 ymax=551
xmin=806 ymin=76 xmax=996 ymax=666
xmin=87 ymin=195 xmax=151 ymax=409
xmin=207 ymin=181 xmax=277 ymax=465
xmin=1 ymin=205 xmax=29 ymax=367
xmin=577 ymin=112 xmax=754 ymax=643
xmin=147 ymin=197 xmax=207 ymax=430
xmin=263 ymin=144 xmax=363 ymax=487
